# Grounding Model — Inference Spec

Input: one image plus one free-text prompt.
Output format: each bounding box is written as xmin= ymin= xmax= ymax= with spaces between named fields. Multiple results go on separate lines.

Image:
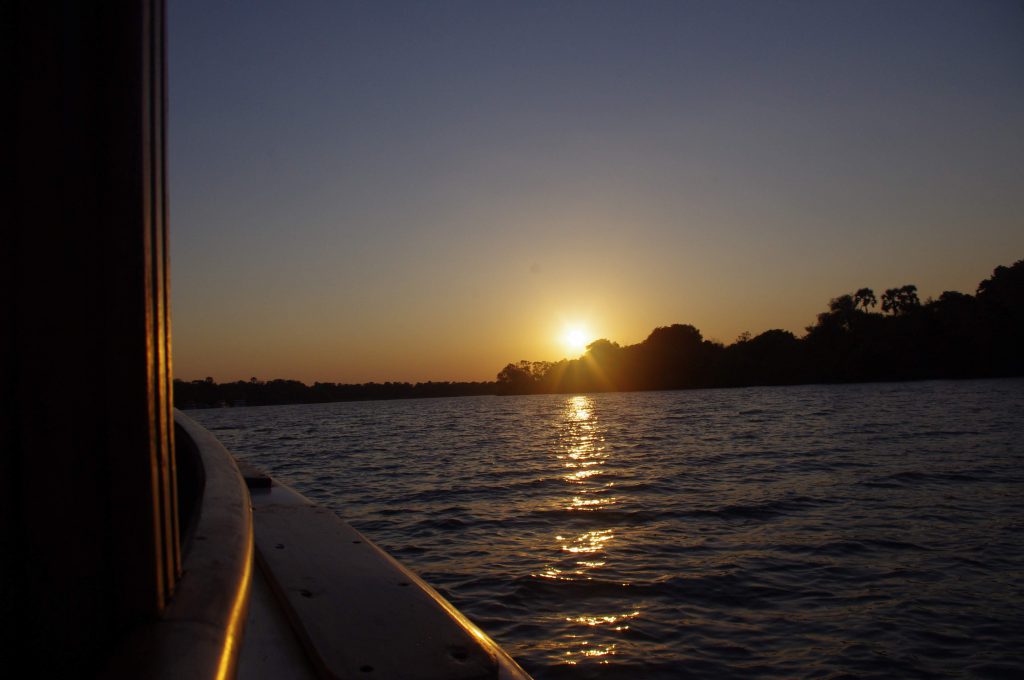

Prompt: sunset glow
xmin=562 ymin=326 xmax=592 ymax=356
xmin=168 ymin=2 xmax=1024 ymax=384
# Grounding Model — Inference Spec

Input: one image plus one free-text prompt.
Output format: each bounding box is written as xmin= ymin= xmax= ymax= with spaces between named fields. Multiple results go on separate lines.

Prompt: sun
xmin=561 ymin=325 xmax=592 ymax=355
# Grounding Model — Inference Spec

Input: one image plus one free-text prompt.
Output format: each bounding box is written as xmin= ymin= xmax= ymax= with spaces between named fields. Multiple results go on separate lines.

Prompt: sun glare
xmin=562 ymin=326 xmax=591 ymax=355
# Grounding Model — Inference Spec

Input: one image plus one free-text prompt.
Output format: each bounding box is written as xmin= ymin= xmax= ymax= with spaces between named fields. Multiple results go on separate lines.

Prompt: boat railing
xmin=164 ymin=410 xmax=530 ymax=680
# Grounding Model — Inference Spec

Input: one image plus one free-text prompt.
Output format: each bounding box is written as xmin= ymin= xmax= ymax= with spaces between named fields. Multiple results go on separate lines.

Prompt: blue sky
xmin=169 ymin=0 xmax=1024 ymax=383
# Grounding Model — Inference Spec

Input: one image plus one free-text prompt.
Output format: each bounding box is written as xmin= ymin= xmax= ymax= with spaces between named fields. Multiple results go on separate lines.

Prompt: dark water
xmin=189 ymin=380 xmax=1024 ymax=679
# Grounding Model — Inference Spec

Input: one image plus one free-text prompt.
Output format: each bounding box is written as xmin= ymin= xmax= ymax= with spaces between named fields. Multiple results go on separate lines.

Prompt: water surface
xmin=189 ymin=380 xmax=1024 ymax=678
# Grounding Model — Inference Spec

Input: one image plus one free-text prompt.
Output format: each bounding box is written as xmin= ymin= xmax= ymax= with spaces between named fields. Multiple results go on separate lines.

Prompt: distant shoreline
xmin=175 ymin=375 xmax=1024 ymax=410
xmin=174 ymin=378 xmax=498 ymax=409
xmin=176 ymin=259 xmax=1023 ymax=407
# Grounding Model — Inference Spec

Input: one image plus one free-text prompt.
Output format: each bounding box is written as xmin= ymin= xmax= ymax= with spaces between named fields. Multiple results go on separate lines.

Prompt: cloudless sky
xmin=169 ymin=0 xmax=1024 ymax=384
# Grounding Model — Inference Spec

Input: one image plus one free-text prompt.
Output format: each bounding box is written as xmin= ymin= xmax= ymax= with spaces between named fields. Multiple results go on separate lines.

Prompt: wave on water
xmin=188 ymin=379 xmax=1024 ymax=679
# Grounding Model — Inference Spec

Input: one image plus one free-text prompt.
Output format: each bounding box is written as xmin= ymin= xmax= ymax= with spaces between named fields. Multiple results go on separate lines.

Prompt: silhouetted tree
xmin=881 ymin=285 xmax=920 ymax=315
xmin=827 ymin=294 xmax=858 ymax=332
xmin=975 ymin=259 xmax=1024 ymax=374
xmin=496 ymin=360 xmax=553 ymax=394
xmin=854 ymin=287 xmax=877 ymax=310
xmin=586 ymin=338 xmax=621 ymax=356
xmin=178 ymin=259 xmax=1023 ymax=408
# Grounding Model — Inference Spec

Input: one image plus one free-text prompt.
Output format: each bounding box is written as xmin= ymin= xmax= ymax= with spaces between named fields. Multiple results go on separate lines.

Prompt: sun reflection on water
xmin=533 ymin=395 xmax=643 ymax=667
xmin=569 ymin=397 xmax=591 ymax=421
xmin=560 ymin=640 xmax=618 ymax=665
xmin=567 ymin=610 xmax=640 ymax=631
xmin=557 ymin=396 xmax=616 ymax=511
xmin=558 ymin=528 xmax=614 ymax=554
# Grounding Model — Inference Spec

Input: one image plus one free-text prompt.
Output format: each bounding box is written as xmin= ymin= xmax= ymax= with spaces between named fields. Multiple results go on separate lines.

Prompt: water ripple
xmin=188 ymin=378 xmax=1024 ymax=679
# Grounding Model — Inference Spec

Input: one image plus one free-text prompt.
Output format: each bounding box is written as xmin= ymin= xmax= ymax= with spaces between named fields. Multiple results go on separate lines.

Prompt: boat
xmin=6 ymin=2 xmax=530 ymax=677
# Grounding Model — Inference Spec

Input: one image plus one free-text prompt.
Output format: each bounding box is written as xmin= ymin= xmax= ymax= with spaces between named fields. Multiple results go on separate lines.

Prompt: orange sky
xmin=169 ymin=2 xmax=1024 ymax=384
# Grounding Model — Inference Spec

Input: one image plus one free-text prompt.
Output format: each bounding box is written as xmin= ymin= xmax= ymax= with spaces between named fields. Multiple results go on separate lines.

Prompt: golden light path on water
xmin=533 ymin=395 xmax=641 ymax=666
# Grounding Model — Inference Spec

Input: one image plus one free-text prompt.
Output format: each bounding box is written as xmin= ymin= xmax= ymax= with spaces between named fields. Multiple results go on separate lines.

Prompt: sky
xmin=169 ymin=0 xmax=1024 ymax=384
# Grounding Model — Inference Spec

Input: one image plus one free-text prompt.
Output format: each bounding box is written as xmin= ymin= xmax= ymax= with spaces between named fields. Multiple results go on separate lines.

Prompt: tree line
xmin=495 ymin=259 xmax=1024 ymax=394
xmin=175 ymin=259 xmax=1022 ymax=407
xmin=174 ymin=377 xmax=496 ymax=408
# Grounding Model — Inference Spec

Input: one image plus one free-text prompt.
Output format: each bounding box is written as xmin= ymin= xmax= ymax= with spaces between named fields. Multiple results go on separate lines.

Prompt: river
xmin=187 ymin=379 xmax=1024 ymax=679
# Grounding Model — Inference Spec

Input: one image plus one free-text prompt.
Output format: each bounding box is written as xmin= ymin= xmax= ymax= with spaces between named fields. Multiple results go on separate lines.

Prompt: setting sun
xmin=561 ymin=326 xmax=592 ymax=356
